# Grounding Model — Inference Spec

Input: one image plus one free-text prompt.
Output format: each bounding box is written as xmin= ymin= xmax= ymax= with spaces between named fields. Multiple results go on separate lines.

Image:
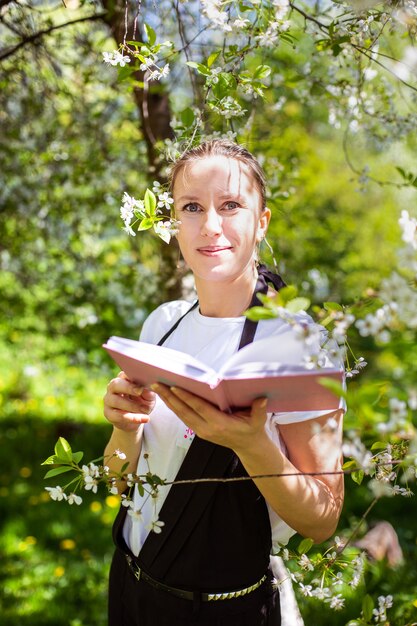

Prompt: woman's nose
xmin=201 ymin=208 xmax=222 ymax=237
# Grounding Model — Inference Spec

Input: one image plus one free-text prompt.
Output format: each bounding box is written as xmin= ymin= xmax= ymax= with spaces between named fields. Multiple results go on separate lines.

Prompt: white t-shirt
xmin=123 ymin=300 xmax=344 ymax=555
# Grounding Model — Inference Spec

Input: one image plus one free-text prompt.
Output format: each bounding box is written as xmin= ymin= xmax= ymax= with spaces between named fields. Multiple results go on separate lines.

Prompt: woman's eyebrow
xmin=177 ymin=192 xmax=244 ymax=203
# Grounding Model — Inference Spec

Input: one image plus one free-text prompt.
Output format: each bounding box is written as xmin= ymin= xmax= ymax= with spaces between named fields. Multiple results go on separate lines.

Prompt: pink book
xmin=103 ymin=335 xmax=344 ymax=413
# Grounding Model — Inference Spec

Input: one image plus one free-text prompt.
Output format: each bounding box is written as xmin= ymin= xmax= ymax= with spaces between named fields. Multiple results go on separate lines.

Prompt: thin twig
xmin=0 ymin=12 xmax=107 ymax=62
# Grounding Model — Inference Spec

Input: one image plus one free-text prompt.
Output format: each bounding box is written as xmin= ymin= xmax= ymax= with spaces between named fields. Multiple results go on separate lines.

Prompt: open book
xmin=103 ymin=334 xmax=344 ymax=413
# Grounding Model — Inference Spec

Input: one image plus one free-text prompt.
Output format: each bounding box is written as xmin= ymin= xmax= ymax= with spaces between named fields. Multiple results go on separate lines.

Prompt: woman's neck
xmin=195 ymin=268 xmax=258 ymax=318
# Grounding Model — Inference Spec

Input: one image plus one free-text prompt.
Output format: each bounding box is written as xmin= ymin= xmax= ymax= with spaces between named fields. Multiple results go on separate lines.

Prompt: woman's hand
xmin=104 ymin=371 xmax=156 ymax=432
xmin=150 ymin=383 xmax=269 ymax=452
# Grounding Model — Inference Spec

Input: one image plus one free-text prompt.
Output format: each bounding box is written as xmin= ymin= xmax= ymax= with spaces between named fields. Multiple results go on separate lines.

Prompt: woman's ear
xmin=256 ymin=207 xmax=271 ymax=242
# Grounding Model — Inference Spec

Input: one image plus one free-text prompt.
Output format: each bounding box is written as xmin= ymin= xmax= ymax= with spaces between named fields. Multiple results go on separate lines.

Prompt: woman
xmin=103 ymin=140 xmax=345 ymax=626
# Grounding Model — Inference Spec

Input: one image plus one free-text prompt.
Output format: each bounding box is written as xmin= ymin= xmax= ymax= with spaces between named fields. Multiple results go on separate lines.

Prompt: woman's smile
xmin=197 ymin=245 xmax=233 ymax=256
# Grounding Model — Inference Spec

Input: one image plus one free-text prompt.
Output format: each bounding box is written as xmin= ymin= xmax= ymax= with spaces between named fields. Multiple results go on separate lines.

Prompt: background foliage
xmin=1 ymin=0 xmax=416 ymax=624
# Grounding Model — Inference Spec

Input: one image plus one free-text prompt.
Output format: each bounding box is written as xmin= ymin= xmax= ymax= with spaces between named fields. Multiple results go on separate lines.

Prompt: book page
xmin=218 ymin=329 xmax=318 ymax=376
xmin=105 ymin=336 xmax=216 ymax=381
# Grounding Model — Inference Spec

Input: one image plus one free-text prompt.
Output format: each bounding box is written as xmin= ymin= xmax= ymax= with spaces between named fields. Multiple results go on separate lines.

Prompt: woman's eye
xmin=224 ymin=201 xmax=239 ymax=210
xmin=183 ymin=203 xmax=201 ymax=213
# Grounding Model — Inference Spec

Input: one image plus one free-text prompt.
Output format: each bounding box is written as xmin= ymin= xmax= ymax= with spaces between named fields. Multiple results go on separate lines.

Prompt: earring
xmin=176 ymin=246 xmax=182 ymax=269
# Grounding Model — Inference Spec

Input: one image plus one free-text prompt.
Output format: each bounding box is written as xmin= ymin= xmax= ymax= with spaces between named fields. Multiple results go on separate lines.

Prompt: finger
xmin=250 ymin=397 xmax=268 ymax=419
xmin=107 ymin=376 xmax=144 ymax=397
xmin=151 ymin=384 xmax=202 ymax=427
xmin=168 ymin=386 xmax=218 ymax=418
xmin=104 ymin=406 xmax=151 ymax=426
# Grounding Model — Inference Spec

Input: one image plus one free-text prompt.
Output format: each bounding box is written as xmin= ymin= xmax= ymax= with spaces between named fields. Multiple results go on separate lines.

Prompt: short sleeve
xmin=139 ymin=300 xmax=194 ymax=344
xmin=269 ymin=324 xmax=347 ymax=425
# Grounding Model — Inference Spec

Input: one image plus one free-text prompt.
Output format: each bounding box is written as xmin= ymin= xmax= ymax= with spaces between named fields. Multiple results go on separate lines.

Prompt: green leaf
xmin=285 ymin=297 xmax=310 ymax=313
xmin=117 ymin=65 xmax=136 ymax=82
xmin=352 ymin=470 xmax=364 ymax=485
xmin=72 ymin=451 xmax=84 ymax=464
xmin=371 ymin=441 xmax=387 ymax=451
xmin=144 ymin=23 xmax=156 ymax=47
xmin=54 ymin=438 xmax=73 ymax=463
xmin=121 ymin=462 xmax=129 ymax=474
xmin=254 ymin=64 xmax=271 ymax=80
xmin=137 ymin=482 xmax=145 ymax=497
xmin=362 ymin=594 xmax=374 ymax=622
xmin=41 ymin=454 xmax=60 ymax=466
xmin=138 ymin=217 xmax=154 ymax=231
xmin=186 ymin=61 xmax=210 ymax=76
xmin=297 ymin=537 xmax=314 ymax=554
xmin=244 ymin=307 xmax=277 ymax=321
xmin=323 ymin=301 xmax=343 ymax=312
xmin=278 ymin=285 xmax=298 ymax=304
xmin=180 ymin=107 xmax=195 ymax=127
xmin=144 ymin=189 xmax=156 ymax=216
xmin=318 ymin=378 xmax=347 ymax=400
xmin=44 ymin=466 xmax=74 ymax=479
xmin=207 ymin=51 xmax=221 ymax=67
xmin=342 ymin=459 xmax=356 ymax=470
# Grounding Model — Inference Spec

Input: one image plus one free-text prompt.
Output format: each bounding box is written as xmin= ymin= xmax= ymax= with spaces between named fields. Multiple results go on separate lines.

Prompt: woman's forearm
xmin=235 ymin=433 xmax=344 ymax=543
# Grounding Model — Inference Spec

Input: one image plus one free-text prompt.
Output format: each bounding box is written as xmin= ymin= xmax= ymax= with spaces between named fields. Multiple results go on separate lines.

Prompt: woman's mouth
xmin=197 ymin=246 xmax=232 ymax=256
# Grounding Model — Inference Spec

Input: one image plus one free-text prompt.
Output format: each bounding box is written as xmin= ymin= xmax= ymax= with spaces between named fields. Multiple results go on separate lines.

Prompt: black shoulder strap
xmin=157 ymin=300 xmax=199 ymax=347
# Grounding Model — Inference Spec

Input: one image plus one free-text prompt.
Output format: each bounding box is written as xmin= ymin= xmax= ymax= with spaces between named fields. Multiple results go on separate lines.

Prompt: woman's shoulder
xmin=140 ymin=300 xmax=197 ymax=343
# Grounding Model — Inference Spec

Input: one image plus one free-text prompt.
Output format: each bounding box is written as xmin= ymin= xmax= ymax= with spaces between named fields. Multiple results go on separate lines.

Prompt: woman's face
xmin=173 ymin=155 xmax=270 ymax=284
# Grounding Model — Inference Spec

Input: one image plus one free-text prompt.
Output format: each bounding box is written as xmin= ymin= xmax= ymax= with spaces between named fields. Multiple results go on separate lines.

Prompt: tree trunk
xmin=101 ymin=0 xmax=183 ymax=304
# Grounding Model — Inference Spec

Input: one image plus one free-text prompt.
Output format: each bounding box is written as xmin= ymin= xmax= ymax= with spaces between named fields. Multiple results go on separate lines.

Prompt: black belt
xmin=125 ymin=555 xmax=267 ymax=602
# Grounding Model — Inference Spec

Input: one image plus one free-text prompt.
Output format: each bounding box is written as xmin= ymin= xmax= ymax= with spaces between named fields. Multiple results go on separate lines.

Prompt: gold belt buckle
xmin=126 ymin=555 xmax=141 ymax=582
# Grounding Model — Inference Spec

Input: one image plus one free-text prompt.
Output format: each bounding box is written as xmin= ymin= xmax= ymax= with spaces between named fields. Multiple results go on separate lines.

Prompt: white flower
xmin=84 ymin=475 xmax=98 ymax=493
xmin=128 ymin=509 xmax=144 ymax=523
xmin=298 ymin=554 xmax=314 ymax=571
xmin=378 ymin=595 xmax=393 ymax=609
xmin=82 ymin=463 xmax=100 ymax=479
xmin=299 ymin=583 xmax=313 ymax=597
xmin=233 ymin=16 xmax=250 ymax=29
xmin=153 ymin=219 xmax=180 ymax=244
xmin=210 ymin=96 xmax=246 ymax=119
xmin=103 ymin=50 xmax=131 ymax=67
xmin=139 ymin=55 xmax=157 ymax=71
xmin=45 ymin=486 xmax=67 ymax=501
xmin=201 ymin=0 xmax=232 ymax=31
xmin=114 ymin=449 xmax=127 ymax=460
xmin=399 ymin=209 xmax=417 ymax=249
xmin=147 ymin=518 xmax=165 ymax=534
xmin=206 ymin=67 xmax=222 ymax=86
xmin=272 ymin=0 xmax=290 ymax=20
xmin=328 ymin=593 xmax=345 ymax=610
xmin=389 ymin=398 xmax=408 ymax=421
xmin=312 ymin=586 xmax=331 ymax=599
xmin=121 ymin=494 xmax=133 ymax=508
xmin=157 ymin=191 xmax=174 ymax=210
xmin=160 ymin=63 xmax=170 ymax=78
xmin=67 ymin=493 xmax=83 ymax=505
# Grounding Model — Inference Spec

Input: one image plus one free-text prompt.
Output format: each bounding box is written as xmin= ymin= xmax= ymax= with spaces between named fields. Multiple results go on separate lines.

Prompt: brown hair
xmin=168 ymin=139 xmax=267 ymax=209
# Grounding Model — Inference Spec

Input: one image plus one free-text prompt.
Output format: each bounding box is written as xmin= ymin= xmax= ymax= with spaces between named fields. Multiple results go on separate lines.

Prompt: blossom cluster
xmin=277 ymin=543 xmax=367 ymax=610
xmin=120 ymin=186 xmax=180 ymax=244
xmin=102 ymin=50 xmax=131 ymax=68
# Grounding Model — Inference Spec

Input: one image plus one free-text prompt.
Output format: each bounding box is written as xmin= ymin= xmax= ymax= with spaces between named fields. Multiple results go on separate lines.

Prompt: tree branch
xmin=0 ymin=12 xmax=107 ymax=62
